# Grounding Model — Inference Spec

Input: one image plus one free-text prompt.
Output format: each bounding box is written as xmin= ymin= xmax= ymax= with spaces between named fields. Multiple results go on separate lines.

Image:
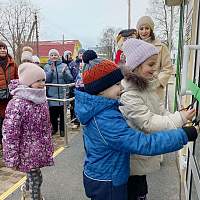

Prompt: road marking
xmin=53 ymin=147 xmax=65 ymax=157
xmin=0 ymin=146 xmax=65 ymax=200
xmin=0 ymin=177 xmax=26 ymax=200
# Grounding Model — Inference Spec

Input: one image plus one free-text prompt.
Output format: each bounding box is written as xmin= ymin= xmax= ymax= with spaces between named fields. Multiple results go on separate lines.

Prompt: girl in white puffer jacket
xmin=119 ymin=38 xmax=196 ymax=200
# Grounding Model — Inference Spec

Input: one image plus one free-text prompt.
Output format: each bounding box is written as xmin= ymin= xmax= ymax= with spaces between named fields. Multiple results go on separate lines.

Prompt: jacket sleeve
xmin=120 ymin=92 xmax=186 ymax=132
xmin=157 ymin=44 xmax=173 ymax=87
xmin=69 ymin=62 xmax=79 ymax=81
xmin=44 ymin=64 xmax=53 ymax=83
xmin=63 ymin=65 xmax=73 ymax=83
xmin=2 ymin=100 xmax=22 ymax=168
xmin=97 ymin=109 xmax=188 ymax=155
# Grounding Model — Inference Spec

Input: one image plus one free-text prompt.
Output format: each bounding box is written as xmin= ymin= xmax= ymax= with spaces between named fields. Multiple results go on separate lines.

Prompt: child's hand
xmin=181 ymin=108 xmax=196 ymax=121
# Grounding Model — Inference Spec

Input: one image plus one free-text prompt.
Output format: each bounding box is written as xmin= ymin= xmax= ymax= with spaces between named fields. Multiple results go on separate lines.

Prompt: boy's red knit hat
xmin=82 ymin=58 xmax=124 ymax=95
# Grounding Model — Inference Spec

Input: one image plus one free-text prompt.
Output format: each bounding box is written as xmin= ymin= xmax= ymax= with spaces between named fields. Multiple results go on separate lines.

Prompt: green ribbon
xmin=187 ymin=80 xmax=200 ymax=101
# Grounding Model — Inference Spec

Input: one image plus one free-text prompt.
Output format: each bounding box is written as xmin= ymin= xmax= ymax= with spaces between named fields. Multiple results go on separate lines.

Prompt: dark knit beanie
xmin=0 ymin=41 xmax=7 ymax=48
xmin=82 ymin=58 xmax=124 ymax=95
xmin=116 ymin=29 xmax=137 ymax=43
xmin=82 ymin=50 xmax=98 ymax=64
xmin=118 ymin=29 xmax=137 ymax=38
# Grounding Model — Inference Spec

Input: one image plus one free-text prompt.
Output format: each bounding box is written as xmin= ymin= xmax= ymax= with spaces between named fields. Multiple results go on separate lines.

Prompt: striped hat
xmin=82 ymin=58 xmax=124 ymax=95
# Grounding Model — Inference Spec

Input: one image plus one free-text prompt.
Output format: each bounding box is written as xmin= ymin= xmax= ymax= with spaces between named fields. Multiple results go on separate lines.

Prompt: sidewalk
xmin=147 ymin=152 xmax=180 ymax=200
xmin=4 ymin=133 xmax=181 ymax=200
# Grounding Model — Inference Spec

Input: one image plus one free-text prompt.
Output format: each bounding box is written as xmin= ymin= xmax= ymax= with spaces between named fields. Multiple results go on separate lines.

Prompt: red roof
xmin=32 ymin=40 xmax=80 ymax=57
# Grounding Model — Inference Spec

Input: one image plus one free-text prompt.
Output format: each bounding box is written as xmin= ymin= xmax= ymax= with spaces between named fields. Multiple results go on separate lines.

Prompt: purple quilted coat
xmin=2 ymin=80 xmax=54 ymax=172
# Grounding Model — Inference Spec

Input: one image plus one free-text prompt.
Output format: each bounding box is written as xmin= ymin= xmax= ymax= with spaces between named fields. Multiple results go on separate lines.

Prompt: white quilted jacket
xmin=119 ymin=79 xmax=186 ymax=175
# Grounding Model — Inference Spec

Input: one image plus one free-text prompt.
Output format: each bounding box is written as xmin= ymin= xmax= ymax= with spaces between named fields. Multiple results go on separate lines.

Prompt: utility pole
xmin=168 ymin=6 xmax=173 ymax=51
xmin=35 ymin=12 xmax=39 ymax=56
xmin=62 ymin=33 xmax=65 ymax=53
xmin=128 ymin=0 xmax=131 ymax=29
xmin=27 ymin=21 xmax=36 ymax=44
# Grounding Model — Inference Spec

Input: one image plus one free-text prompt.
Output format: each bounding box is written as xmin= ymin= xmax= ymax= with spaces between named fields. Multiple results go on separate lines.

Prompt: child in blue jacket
xmin=74 ymin=55 xmax=198 ymax=200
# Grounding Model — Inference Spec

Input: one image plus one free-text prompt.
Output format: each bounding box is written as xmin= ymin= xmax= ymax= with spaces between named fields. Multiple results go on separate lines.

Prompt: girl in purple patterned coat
xmin=2 ymin=62 xmax=54 ymax=200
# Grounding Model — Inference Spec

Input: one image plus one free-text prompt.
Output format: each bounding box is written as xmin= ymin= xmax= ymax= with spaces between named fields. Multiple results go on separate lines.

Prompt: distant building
xmin=32 ymin=40 xmax=82 ymax=64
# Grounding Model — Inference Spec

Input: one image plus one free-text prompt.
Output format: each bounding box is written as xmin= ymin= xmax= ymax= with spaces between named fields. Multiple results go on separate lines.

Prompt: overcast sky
xmin=3 ymin=0 xmax=150 ymax=48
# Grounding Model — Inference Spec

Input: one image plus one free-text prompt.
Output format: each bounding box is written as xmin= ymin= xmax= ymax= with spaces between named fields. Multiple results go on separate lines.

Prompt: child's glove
xmin=182 ymin=126 xmax=198 ymax=141
xmin=180 ymin=108 xmax=196 ymax=121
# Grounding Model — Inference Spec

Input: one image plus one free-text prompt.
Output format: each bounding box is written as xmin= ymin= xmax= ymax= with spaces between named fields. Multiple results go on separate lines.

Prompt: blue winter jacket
xmin=44 ymin=60 xmax=73 ymax=107
xmin=75 ymin=90 xmax=188 ymax=186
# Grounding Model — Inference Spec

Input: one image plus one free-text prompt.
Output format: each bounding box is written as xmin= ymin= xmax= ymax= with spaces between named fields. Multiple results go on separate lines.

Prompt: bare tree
xmin=0 ymin=0 xmax=38 ymax=64
xmin=146 ymin=0 xmax=179 ymax=50
xmin=99 ymin=27 xmax=119 ymax=60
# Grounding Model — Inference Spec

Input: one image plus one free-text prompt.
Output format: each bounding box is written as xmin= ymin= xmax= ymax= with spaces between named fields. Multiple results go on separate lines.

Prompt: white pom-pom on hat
xmin=21 ymin=46 xmax=33 ymax=62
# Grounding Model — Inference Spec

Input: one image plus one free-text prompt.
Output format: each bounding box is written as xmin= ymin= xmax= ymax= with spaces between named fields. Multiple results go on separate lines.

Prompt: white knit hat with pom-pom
xmin=32 ymin=55 xmax=40 ymax=64
xmin=21 ymin=46 xmax=33 ymax=63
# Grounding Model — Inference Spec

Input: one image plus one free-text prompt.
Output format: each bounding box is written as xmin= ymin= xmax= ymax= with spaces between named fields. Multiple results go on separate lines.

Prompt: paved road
xmin=6 ymin=132 xmax=180 ymax=200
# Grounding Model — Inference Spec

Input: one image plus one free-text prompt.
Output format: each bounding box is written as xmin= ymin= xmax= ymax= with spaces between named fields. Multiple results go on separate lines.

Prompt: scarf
xmin=11 ymin=85 xmax=47 ymax=104
xmin=0 ymin=56 xmax=8 ymax=70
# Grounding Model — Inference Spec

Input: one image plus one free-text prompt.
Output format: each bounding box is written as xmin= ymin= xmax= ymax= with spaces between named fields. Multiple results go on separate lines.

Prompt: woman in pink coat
xmin=2 ymin=62 xmax=54 ymax=200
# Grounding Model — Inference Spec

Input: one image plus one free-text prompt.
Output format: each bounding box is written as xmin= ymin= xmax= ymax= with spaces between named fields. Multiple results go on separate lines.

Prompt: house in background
xmin=32 ymin=40 xmax=82 ymax=64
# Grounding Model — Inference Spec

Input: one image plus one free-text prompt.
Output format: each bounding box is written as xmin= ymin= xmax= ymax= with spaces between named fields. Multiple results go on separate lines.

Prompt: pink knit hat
xmin=18 ymin=63 xmax=46 ymax=86
xmin=122 ymin=38 xmax=159 ymax=70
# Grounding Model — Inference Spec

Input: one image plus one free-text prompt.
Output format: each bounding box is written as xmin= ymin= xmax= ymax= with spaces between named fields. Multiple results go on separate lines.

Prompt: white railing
xmin=46 ymin=83 xmax=75 ymax=147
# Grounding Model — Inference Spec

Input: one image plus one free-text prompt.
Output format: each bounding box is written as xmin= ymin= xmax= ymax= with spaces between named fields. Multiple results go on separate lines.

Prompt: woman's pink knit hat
xmin=122 ymin=38 xmax=159 ymax=70
xmin=18 ymin=63 xmax=46 ymax=86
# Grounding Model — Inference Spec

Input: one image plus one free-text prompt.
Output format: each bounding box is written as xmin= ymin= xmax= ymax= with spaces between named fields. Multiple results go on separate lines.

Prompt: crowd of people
xmin=0 ymin=16 xmax=199 ymax=200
